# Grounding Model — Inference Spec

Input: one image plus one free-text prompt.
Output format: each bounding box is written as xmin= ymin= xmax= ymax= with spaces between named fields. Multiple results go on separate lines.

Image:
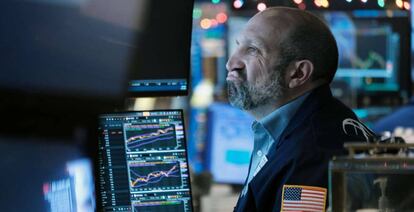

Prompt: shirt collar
xmin=258 ymin=92 xmax=311 ymax=142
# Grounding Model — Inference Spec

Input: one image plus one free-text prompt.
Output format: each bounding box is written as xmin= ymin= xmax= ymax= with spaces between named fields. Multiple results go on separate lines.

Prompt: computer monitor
xmin=325 ymin=11 xmax=409 ymax=100
xmin=324 ymin=11 xmax=411 ymax=123
xmin=0 ymin=0 xmax=142 ymax=100
xmin=127 ymin=0 xmax=194 ymax=97
xmin=0 ymin=0 xmax=193 ymax=117
xmin=205 ymin=103 xmax=254 ymax=184
xmin=0 ymin=138 xmax=95 ymax=212
xmin=97 ymin=110 xmax=193 ymax=211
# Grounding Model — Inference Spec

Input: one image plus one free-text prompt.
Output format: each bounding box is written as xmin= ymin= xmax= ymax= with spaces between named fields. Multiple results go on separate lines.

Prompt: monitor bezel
xmin=126 ymin=0 xmax=194 ymax=98
xmin=95 ymin=109 xmax=195 ymax=212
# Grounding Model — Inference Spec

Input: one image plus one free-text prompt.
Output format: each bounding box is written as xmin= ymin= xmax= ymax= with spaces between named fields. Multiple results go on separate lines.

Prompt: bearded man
xmin=226 ymin=7 xmax=374 ymax=212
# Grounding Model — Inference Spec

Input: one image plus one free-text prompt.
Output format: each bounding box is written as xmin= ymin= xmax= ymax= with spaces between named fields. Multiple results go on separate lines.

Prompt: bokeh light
xmin=200 ymin=18 xmax=212 ymax=29
xmin=216 ymin=12 xmax=228 ymax=23
xmin=233 ymin=0 xmax=244 ymax=9
xmin=257 ymin=3 xmax=267 ymax=11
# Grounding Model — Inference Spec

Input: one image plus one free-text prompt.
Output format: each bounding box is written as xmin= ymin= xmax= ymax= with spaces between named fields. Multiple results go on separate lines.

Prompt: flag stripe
xmin=283 ymin=200 xmax=324 ymax=206
xmin=284 ymin=202 xmax=324 ymax=207
xmin=302 ymin=193 xmax=325 ymax=198
xmin=283 ymin=207 xmax=323 ymax=212
xmin=302 ymin=190 xmax=325 ymax=195
xmin=284 ymin=205 xmax=324 ymax=210
xmin=301 ymin=197 xmax=325 ymax=202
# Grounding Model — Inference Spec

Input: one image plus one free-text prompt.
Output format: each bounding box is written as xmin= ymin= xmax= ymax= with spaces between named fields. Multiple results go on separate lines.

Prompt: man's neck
xmin=247 ymin=103 xmax=280 ymax=120
xmin=247 ymin=94 xmax=299 ymax=120
xmin=247 ymin=82 xmax=326 ymax=120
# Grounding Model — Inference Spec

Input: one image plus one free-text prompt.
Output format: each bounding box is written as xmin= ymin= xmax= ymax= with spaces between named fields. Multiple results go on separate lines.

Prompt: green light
xmin=193 ymin=8 xmax=202 ymax=19
xmin=212 ymin=0 xmax=220 ymax=4
xmin=378 ymin=0 xmax=385 ymax=7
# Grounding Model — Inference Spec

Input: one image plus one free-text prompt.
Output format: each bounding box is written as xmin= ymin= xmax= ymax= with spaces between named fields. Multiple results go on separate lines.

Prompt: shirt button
xmin=257 ymin=150 xmax=263 ymax=157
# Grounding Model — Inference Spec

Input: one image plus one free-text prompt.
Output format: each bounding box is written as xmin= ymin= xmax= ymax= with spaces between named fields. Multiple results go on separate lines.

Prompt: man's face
xmin=226 ymin=13 xmax=290 ymax=110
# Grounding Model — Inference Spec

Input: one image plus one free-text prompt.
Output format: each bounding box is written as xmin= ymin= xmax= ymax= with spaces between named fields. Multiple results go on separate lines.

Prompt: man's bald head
xmin=250 ymin=7 xmax=339 ymax=83
xmin=226 ymin=7 xmax=339 ymax=116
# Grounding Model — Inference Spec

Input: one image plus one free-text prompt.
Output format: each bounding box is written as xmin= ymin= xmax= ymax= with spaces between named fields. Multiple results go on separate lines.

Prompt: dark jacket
xmin=234 ymin=84 xmax=372 ymax=212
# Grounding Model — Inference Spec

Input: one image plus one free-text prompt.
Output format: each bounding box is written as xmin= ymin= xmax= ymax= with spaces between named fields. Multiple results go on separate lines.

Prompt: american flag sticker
xmin=281 ymin=185 xmax=327 ymax=212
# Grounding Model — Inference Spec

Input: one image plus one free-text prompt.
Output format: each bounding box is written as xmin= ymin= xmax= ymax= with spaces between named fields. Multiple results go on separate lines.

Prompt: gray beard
xmin=227 ymin=70 xmax=286 ymax=110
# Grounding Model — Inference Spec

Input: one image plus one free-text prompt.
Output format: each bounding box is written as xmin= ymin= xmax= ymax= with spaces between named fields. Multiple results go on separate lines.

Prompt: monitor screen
xmin=97 ymin=110 xmax=193 ymax=211
xmin=0 ymin=0 xmax=193 ymax=99
xmin=206 ymin=103 xmax=254 ymax=184
xmin=127 ymin=0 xmax=194 ymax=96
xmin=0 ymin=138 xmax=95 ymax=212
xmin=0 ymin=0 xmax=147 ymax=99
xmin=326 ymin=12 xmax=400 ymax=93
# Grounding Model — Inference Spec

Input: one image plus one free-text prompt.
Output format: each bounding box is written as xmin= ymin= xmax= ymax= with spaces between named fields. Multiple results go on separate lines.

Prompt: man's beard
xmin=227 ymin=65 xmax=287 ymax=110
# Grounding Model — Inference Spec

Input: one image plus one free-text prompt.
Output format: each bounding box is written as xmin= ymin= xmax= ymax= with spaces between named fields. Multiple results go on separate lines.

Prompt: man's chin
xmin=228 ymin=95 xmax=253 ymax=110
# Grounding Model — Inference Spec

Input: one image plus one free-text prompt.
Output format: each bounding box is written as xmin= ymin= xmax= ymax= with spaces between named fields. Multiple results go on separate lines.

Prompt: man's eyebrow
xmin=250 ymin=40 xmax=265 ymax=49
xmin=246 ymin=39 xmax=266 ymax=51
xmin=237 ymin=36 xmax=266 ymax=49
xmin=236 ymin=38 xmax=261 ymax=47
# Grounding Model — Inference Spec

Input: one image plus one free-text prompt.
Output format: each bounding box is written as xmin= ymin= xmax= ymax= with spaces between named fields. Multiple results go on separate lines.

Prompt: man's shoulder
xmin=302 ymin=97 xmax=372 ymax=150
xmin=279 ymin=86 xmax=373 ymax=152
xmin=294 ymin=94 xmax=374 ymax=151
xmin=309 ymin=95 xmax=359 ymax=127
xmin=293 ymin=85 xmax=360 ymax=131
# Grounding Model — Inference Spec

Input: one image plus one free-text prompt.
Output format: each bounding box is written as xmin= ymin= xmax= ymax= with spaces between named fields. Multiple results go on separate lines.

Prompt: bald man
xmin=226 ymin=7 xmax=375 ymax=211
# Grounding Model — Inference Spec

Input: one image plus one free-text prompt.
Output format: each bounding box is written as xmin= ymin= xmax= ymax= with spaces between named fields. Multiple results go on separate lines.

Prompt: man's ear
xmin=287 ymin=60 xmax=314 ymax=89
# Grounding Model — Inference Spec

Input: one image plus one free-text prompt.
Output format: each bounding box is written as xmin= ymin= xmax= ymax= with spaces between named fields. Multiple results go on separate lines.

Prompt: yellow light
xmin=314 ymin=0 xmax=322 ymax=7
xmin=396 ymin=0 xmax=403 ymax=8
xmin=257 ymin=3 xmax=267 ymax=11
xmin=200 ymin=19 xmax=212 ymax=29
xmin=321 ymin=0 xmax=329 ymax=8
xmin=293 ymin=0 xmax=303 ymax=4
xmin=404 ymin=1 xmax=411 ymax=10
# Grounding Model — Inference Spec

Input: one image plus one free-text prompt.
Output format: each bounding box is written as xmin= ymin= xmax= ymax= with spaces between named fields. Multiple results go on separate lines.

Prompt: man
xmin=226 ymin=7 xmax=375 ymax=212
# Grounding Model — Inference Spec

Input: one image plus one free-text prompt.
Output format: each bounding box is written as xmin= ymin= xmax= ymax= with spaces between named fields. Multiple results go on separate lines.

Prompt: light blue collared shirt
xmin=245 ymin=92 xmax=311 ymax=185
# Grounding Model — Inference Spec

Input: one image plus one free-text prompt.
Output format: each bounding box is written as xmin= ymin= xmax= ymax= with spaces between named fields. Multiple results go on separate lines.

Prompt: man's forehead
xmin=235 ymin=31 xmax=265 ymax=47
xmin=235 ymin=15 xmax=288 ymax=48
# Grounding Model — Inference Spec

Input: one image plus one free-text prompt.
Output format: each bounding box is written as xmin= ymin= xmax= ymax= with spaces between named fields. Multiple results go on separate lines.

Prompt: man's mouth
xmin=226 ymin=71 xmax=243 ymax=83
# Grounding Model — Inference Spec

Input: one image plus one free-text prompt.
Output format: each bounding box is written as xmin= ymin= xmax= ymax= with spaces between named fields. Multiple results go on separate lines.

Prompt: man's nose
xmin=226 ymin=53 xmax=245 ymax=73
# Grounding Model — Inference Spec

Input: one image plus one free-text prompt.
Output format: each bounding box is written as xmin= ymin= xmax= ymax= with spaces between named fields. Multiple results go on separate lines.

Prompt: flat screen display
xmin=97 ymin=110 xmax=193 ymax=211
xmin=0 ymin=0 xmax=193 ymax=99
xmin=206 ymin=103 xmax=254 ymax=184
xmin=127 ymin=0 xmax=194 ymax=96
xmin=0 ymin=0 xmax=147 ymax=99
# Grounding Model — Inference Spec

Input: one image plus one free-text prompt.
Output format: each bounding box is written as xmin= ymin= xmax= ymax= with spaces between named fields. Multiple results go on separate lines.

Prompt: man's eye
xmin=246 ymin=47 xmax=258 ymax=54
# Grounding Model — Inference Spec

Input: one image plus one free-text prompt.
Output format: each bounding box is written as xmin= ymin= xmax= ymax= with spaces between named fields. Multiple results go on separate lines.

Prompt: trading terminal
xmin=1 ymin=0 xmax=414 ymax=211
